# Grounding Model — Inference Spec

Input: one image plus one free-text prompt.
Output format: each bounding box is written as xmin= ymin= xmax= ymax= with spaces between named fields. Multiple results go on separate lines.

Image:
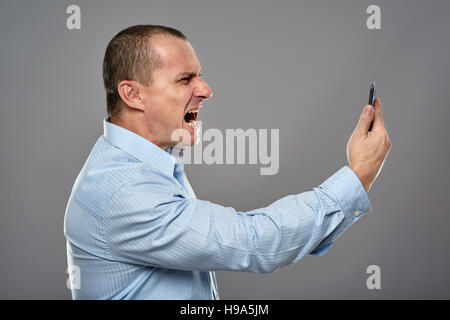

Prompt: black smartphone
xmin=368 ymin=82 xmax=376 ymax=131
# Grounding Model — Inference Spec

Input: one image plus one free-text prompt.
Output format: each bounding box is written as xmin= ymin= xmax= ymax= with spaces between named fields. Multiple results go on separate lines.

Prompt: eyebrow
xmin=176 ymin=70 xmax=203 ymax=78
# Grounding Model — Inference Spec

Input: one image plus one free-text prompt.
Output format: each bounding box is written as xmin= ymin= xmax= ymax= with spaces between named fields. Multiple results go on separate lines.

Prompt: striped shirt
xmin=63 ymin=118 xmax=371 ymax=299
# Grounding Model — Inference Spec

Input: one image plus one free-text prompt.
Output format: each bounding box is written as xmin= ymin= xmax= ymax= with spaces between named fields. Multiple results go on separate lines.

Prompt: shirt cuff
xmin=309 ymin=165 xmax=372 ymax=256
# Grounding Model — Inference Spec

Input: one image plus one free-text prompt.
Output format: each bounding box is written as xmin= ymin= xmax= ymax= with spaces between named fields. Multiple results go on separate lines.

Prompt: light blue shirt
xmin=64 ymin=118 xmax=371 ymax=300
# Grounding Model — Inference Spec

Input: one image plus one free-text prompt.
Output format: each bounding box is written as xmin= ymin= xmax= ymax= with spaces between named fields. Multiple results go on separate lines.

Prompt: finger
xmin=371 ymin=98 xmax=385 ymax=131
xmin=355 ymin=103 xmax=375 ymax=136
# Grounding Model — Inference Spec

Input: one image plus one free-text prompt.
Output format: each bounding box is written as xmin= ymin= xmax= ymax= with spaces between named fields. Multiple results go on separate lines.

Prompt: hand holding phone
xmin=347 ymin=80 xmax=392 ymax=192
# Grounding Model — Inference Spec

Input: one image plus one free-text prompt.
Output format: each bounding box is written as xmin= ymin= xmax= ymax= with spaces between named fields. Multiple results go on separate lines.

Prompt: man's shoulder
xmin=67 ymin=135 xmax=184 ymax=218
xmin=68 ymin=136 xmax=154 ymax=215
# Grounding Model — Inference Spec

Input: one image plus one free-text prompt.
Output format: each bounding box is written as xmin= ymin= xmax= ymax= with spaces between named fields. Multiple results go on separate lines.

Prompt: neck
xmin=110 ymin=112 xmax=170 ymax=152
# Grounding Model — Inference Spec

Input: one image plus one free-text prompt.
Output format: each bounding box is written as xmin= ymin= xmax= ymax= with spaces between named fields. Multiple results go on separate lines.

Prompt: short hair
xmin=102 ymin=25 xmax=186 ymax=117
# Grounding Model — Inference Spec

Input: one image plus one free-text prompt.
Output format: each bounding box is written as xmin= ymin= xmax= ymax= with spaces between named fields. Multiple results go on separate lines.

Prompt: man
xmin=64 ymin=25 xmax=391 ymax=300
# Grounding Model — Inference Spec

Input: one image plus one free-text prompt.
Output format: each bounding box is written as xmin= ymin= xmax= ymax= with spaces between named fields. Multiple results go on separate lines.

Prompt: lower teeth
xmin=188 ymin=120 xmax=197 ymax=127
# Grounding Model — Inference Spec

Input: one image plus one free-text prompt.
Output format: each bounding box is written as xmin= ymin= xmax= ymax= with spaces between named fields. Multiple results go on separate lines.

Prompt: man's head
xmin=103 ymin=25 xmax=212 ymax=150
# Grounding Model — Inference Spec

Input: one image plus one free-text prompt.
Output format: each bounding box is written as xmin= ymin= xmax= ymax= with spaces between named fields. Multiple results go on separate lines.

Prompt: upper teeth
xmin=187 ymin=109 xmax=199 ymax=114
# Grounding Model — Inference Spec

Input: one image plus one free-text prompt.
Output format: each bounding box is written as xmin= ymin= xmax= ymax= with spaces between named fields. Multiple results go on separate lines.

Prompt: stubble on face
xmin=140 ymin=35 xmax=209 ymax=150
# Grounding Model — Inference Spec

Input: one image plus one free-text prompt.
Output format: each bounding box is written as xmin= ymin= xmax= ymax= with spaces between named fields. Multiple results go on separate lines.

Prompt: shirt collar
xmin=103 ymin=117 xmax=184 ymax=177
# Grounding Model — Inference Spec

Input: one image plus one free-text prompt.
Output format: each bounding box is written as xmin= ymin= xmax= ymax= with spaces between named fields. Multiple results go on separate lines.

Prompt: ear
xmin=117 ymin=80 xmax=145 ymax=111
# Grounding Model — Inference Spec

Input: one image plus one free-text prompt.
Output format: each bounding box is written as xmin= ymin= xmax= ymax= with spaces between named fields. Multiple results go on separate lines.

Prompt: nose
xmin=193 ymin=78 xmax=213 ymax=101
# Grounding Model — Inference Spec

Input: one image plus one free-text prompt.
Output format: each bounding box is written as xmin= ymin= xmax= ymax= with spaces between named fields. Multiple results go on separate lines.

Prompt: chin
xmin=173 ymin=121 xmax=200 ymax=147
xmin=181 ymin=133 xmax=198 ymax=147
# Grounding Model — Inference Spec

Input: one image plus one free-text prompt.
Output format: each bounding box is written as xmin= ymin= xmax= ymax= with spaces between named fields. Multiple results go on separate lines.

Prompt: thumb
xmin=355 ymin=104 xmax=375 ymax=136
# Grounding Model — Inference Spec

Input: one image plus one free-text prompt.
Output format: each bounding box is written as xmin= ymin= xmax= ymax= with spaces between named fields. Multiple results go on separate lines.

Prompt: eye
xmin=180 ymin=77 xmax=192 ymax=83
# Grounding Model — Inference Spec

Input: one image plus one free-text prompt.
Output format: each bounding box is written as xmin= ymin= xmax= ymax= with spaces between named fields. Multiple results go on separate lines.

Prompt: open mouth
xmin=184 ymin=108 xmax=199 ymax=127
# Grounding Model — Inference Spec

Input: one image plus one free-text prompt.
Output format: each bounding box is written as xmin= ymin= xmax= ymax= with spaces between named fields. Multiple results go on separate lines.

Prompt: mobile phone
xmin=368 ymin=82 xmax=376 ymax=131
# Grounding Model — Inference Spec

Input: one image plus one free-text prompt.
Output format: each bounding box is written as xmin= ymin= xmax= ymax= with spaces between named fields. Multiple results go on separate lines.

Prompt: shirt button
xmin=354 ymin=210 xmax=361 ymax=217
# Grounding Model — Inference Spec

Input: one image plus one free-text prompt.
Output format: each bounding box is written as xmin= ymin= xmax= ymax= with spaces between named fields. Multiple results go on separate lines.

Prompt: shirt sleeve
xmin=308 ymin=166 xmax=372 ymax=256
xmin=103 ymin=165 xmax=371 ymax=273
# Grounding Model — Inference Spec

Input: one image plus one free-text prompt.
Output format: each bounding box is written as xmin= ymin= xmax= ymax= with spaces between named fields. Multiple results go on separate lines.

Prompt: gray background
xmin=0 ymin=0 xmax=449 ymax=299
